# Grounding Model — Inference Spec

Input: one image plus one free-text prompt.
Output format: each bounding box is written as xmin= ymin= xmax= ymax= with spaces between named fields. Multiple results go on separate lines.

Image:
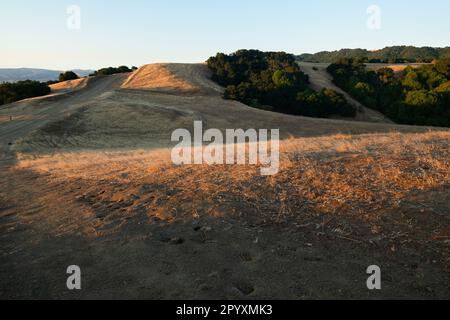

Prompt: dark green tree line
xmin=327 ymin=58 xmax=450 ymax=127
xmin=0 ymin=80 xmax=51 ymax=106
xmin=208 ymin=50 xmax=356 ymax=118
xmin=90 ymin=66 xmax=133 ymax=76
xmin=298 ymin=46 xmax=450 ymax=63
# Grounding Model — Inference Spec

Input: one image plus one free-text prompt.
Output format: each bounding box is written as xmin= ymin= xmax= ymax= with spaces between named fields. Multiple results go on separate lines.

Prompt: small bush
xmin=59 ymin=71 xmax=79 ymax=82
xmin=90 ymin=66 xmax=132 ymax=77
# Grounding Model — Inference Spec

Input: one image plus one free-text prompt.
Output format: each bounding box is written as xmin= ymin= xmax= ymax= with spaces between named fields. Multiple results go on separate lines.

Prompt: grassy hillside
xmin=1 ymin=63 xmax=449 ymax=299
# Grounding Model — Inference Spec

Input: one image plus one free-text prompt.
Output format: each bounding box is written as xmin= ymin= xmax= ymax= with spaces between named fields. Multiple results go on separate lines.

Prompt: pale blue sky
xmin=1 ymin=0 xmax=449 ymax=70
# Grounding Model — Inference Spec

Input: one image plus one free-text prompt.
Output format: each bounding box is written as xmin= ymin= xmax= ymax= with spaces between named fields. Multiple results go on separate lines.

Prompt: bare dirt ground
xmin=1 ymin=64 xmax=449 ymax=299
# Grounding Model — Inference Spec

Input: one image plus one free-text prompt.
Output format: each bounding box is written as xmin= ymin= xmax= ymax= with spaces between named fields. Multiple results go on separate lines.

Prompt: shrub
xmin=91 ymin=66 xmax=132 ymax=77
xmin=59 ymin=71 xmax=79 ymax=82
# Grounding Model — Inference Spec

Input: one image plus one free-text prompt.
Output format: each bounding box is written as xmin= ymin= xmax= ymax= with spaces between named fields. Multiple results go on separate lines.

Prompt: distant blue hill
xmin=0 ymin=68 xmax=94 ymax=82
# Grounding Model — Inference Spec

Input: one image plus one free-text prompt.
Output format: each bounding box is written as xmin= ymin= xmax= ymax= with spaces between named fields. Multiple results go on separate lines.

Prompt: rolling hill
xmin=0 ymin=63 xmax=449 ymax=299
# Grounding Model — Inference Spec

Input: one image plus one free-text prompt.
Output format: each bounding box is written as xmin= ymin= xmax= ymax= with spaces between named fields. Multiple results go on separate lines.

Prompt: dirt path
xmin=0 ymin=74 xmax=128 ymax=147
xmin=0 ymin=73 xmax=130 ymax=166
xmin=298 ymin=62 xmax=393 ymax=123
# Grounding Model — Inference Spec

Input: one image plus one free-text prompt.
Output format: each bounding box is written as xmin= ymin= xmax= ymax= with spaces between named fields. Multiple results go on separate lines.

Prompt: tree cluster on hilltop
xmin=208 ymin=50 xmax=356 ymax=118
xmin=327 ymin=58 xmax=450 ymax=127
xmin=90 ymin=66 xmax=136 ymax=77
xmin=0 ymin=80 xmax=51 ymax=106
xmin=59 ymin=71 xmax=80 ymax=82
xmin=298 ymin=46 xmax=450 ymax=63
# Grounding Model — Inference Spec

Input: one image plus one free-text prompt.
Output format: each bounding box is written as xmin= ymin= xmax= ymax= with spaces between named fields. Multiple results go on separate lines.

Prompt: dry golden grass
xmin=0 ymin=65 xmax=450 ymax=299
xmin=15 ymin=131 xmax=449 ymax=233
xmin=121 ymin=63 xmax=197 ymax=92
xmin=121 ymin=63 xmax=224 ymax=95
xmin=365 ymin=63 xmax=427 ymax=73
xmin=3 ymin=63 xmax=450 ymax=300
xmin=149 ymin=131 xmax=449 ymax=224
xmin=49 ymin=78 xmax=88 ymax=92
xmin=5 ymin=64 xmax=450 ymax=237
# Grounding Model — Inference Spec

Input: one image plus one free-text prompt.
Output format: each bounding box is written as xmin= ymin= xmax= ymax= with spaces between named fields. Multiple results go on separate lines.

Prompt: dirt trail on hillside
xmin=1 ymin=64 xmax=449 ymax=299
xmin=0 ymin=74 xmax=128 ymax=148
xmin=298 ymin=62 xmax=393 ymax=123
xmin=3 ymin=64 xmax=433 ymax=155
